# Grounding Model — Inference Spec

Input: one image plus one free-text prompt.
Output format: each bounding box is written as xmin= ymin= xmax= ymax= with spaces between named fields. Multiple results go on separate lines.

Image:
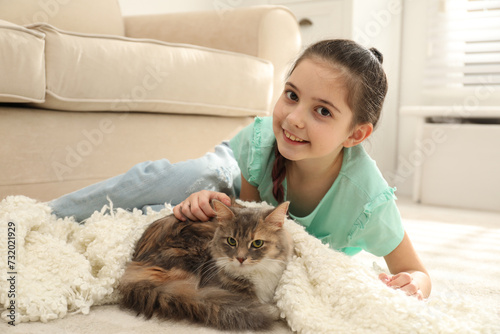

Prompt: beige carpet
xmin=2 ymin=197 xmax=499 ymax=333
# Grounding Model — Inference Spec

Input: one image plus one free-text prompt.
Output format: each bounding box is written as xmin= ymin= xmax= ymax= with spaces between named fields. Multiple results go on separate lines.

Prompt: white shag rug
xmin=0 ymin=196 xmax=498 ymax=333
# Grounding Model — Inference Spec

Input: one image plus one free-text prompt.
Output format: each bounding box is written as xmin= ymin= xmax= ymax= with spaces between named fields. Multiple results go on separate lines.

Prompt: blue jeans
xmin=49 ymin=142 xmax=241 ymax=222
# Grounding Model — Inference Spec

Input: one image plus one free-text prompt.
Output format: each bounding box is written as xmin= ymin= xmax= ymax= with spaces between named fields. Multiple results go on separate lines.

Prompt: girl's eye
xmin=251 ymin=240 xmax=264 ymax=248
xmin=285 ymin=90 xmax=298 ymax=102
xmin=316 ymin=106 xmax=332 ymax=117
xmin=227 ymin=237 xmax=237 ymax=247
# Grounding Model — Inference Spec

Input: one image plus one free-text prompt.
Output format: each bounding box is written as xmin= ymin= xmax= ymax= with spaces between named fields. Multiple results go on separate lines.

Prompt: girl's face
xmin=273 ymin=58 xmax=357 ymax=165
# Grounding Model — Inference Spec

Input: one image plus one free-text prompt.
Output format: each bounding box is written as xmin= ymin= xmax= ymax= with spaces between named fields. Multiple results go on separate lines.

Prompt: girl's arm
xmin=239 ymin=173 xmax=261 ymax=202
xmin=173 ymin=190 xmax=232 ymax=221
xmin=173 ymin=174 xmax=260 ymax=221
xmin=381 ymin=231 xmax=432 ymax=299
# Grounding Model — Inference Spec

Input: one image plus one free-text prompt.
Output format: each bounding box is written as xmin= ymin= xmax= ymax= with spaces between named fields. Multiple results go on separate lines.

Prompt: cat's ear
xmin=212 ymin=199 xmax=235 ymax=221
xmin=264 ymin=201 xmax=290 ymax=228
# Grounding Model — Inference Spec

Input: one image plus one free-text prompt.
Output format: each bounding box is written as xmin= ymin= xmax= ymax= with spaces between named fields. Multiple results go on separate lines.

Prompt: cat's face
xmin=209 ymin=201 xmax=292 ymax=276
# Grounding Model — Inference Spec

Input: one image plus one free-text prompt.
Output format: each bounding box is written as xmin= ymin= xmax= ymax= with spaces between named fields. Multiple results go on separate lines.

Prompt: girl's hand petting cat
xmin=379 ymin=272 xmax=424 ymax=300
xmin=174 ymin=190 xmax=232 ymax=222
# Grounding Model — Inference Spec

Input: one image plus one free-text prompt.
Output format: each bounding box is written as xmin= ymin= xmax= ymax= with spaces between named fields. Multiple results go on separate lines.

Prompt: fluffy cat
xmin=119 ymin=200 xmax=293 ymax=331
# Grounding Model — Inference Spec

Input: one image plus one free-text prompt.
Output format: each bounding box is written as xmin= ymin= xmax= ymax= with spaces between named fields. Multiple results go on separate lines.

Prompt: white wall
xmin=350 ymin=0 xmax=403 ymax=187
xmin=392 ymin=0 xmax=430 ymax=196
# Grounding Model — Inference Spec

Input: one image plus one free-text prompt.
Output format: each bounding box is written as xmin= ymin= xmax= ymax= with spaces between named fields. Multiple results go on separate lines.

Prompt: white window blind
xmin=425 ymin=0 xmax=500 ymax=89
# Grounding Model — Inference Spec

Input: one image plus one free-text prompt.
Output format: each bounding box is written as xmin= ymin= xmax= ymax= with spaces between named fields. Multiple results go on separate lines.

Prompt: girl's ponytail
xmin=271 ymin=146 xmax=287 ymax=203
xmin=369 ymin=47 xmax=384 ymax=64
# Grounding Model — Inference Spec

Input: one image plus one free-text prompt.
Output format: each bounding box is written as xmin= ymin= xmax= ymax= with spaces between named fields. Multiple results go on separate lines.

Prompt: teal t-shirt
xmin=229 ymin=116 xmax=404 ymax=257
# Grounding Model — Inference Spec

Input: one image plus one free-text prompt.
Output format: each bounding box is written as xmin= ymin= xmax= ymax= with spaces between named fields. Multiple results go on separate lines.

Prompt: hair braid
xmin=271 ymin=145 xmax=287 ymax=203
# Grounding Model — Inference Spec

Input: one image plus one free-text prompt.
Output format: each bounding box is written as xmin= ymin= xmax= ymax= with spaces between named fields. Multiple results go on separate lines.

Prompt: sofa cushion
xmin=30 ymin=24 xmax=273 ymax=117
xmin=0 ymin=0 xmax=124 ymax=36
xmin=0 ymin=20 xmax=45 ymax=103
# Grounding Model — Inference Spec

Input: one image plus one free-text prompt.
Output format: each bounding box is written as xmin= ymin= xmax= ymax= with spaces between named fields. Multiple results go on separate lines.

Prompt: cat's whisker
xmin=199 ymin=258 xmax=229 ymax=283
xmin=201 ymin=263 xmax=222 ymax=277
xmin=257 ymin=258 xmax=286 ymax=268
xmin=252 ymin=259 xmax=288 ymax=277
xmin=263 ymin=258 xmax=286 ymax=264
xmin=194 ymin=257 xmax=218 ymax=273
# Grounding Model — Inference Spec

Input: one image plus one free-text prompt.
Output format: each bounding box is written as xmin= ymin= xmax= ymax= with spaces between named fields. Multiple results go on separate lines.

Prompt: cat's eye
xmin=227 ymin=237 xmax=237 ymax=247
xmin=251 ymin=240 xmax=264 ymax=248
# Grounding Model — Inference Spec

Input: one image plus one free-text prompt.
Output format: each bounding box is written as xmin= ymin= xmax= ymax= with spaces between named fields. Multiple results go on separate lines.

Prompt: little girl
xmin=50 ymin=39 xmax=431 ymax=299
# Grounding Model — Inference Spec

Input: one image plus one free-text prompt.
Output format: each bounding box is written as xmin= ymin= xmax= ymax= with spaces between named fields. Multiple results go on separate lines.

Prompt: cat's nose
xmin=237 ymin=257 xmax=246 ymax=264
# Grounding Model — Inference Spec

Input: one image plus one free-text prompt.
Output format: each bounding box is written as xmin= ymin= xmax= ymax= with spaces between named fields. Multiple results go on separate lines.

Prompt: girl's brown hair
xmin=272 ymin=39 xmax=388 ymax=203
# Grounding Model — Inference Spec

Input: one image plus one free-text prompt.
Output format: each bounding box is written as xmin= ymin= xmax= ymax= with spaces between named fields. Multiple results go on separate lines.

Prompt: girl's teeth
xmin=285 ymin=130 xmax=304 ymax=142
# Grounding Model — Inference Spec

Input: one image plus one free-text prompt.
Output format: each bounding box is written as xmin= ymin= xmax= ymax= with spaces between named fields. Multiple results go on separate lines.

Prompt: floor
xmin=397 ymin=196 xmax=500 ymax=228
xmin=3 ymin=196 xmax=499 ymax=333
xmin=362 ymin=196 xmax=500 ymax=316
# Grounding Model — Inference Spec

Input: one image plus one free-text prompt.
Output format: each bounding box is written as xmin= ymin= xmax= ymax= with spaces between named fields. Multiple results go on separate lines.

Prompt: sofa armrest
xmin=124 ymin=6 xmax=301 ymax=103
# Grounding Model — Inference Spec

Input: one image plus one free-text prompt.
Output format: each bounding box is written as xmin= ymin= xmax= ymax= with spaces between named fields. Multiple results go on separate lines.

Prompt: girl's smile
xmin=283 ymin=129 xmax=307 ymax=143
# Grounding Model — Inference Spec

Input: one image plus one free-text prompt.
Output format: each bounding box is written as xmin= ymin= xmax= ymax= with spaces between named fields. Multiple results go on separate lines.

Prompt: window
xmin=424 ymin=0 xmax=500 ymax=91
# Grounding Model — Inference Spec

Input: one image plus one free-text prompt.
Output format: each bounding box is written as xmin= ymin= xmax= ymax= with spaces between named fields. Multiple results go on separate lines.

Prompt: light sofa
xmin=0 ymin=0 xmax=301 ymax=202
